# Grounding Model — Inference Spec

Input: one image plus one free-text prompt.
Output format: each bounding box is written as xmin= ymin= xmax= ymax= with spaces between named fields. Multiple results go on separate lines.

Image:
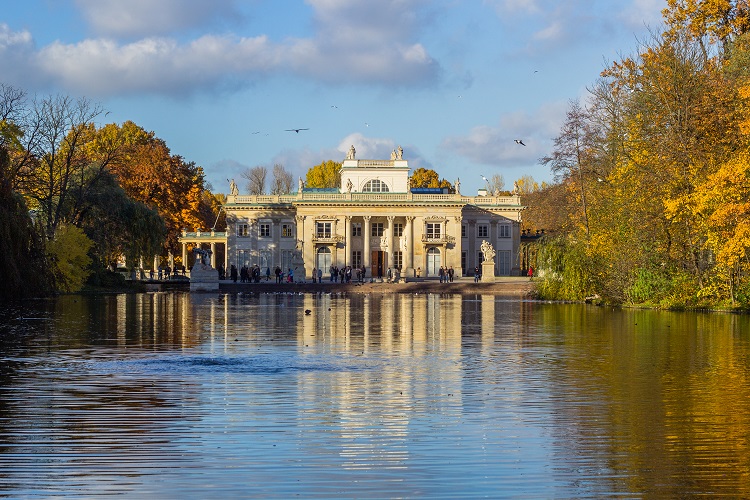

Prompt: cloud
xmin=1 ymin=0 xmax=441 ymax=97
xmin=439 ymin=103 xmax=566 ymax=167
xmin=75 ymin=0 xmax=241 ymax=39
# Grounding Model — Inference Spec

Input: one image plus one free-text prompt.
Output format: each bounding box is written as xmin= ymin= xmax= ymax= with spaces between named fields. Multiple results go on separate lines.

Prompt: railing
xmin=181 ymin=231 xmax=227 ymax=239
xmin=421 ymin=235 xmax=456 ymax=244
xmin=228 ymin=193 xmax=521 ymax=205
xmin=312 ymin=235 xmax=345 ymax=244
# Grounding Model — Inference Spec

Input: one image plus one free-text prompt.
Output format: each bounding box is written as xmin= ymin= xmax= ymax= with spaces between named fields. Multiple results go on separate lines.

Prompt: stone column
xmin=272 ymin=218 xmax=281 ymax=268
xmin=181 ymin=243 xmax=187 ymax=270
xmin=386 ymin=215 xmax=395 ymax=270
xmin=363 ymin=215 xmax=372 ymax=273
xmin=405 ymin=216 xmax=414 ymax=277
xmin=295 ymin=215 xmax=307 ymax=279
xmin=210 ymin=242 xmax=216 ymax=268
xmin=453 ymin=215 xmax=463 ymax=277
xmin=345 ymin=216 xmax=352 ymax=266
xmin=468 ymin=220 xmax=477 ymax=269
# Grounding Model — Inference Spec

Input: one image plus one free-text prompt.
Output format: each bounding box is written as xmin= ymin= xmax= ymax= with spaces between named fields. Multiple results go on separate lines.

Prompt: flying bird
xmin=481 ymin=175 xmax=489 ymax=183
xmin=285 ymin=128 xmax=309 ymax=133
xmin=514 ymin=139 xmax=526 ymax=146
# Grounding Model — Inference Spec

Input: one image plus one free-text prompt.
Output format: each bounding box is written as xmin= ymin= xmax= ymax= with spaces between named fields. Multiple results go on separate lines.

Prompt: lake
xmin=1 ymin=291 xmax=749 ymax=498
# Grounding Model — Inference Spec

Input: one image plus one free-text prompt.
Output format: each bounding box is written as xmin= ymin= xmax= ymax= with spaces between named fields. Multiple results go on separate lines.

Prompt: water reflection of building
xmin=180 ymin=152 xmax=524 ymax=279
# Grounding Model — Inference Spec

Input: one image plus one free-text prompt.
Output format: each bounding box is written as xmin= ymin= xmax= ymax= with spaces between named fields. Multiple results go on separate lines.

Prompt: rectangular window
xmin=499 ymin=224 xmax=510 ymax=238
xmin=237 ymin=224 xmax=249 ymax=237
xmin=316 ymin=222 xmax=332 ymax=238
xmin=281 ymin=224 xmax=293 ymax=238
xmin=371 ymin=222 xmax=384 ymax=236
xmin=426 ymin=223 xmax=441 ymax=238
xmin=352 ymin=222 xmax=362 ymax=237
xmin=462 ymin=225 xmax=467 ymax=238
xmin=461 ymin=251 xmax=467 ymax=275
xmin=478 ymin=224 xmax=489 ymax=238
xmin=259 ymin=223 xmax=271 ymax=238
xmin=352 ymin=251 xmax=362 ymax=268
xmin=393 ymin=251 xmax=403 ymax=270
xmin=498 ymin=250 xmax=511 ymax=275
xmin=393 ymin=223 xmax=403 ymax=237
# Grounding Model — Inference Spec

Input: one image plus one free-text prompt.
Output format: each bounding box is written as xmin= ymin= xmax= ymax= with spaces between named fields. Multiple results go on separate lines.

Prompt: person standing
xmin=312 ymin=267 xmax=317 ymax=283
xmin=448 ymin=266 xmax=454 ymax=282
xmin=317 ymin=268 xmax=322 ymax=283
xmin=231 ymin=264 xmax=238 ymax=283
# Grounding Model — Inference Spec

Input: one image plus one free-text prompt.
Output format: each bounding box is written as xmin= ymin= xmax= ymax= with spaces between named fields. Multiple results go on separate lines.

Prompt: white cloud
xmin=75 ymin=0 xmax=241 ymax=38
xmin=439 ymin=103 xmax=566 ymax=167
xmin=1 ymin=0 xmax=440 ymax=96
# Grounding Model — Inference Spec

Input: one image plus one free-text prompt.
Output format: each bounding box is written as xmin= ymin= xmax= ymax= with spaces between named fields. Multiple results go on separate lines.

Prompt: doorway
xmin=426 ymin=247 xmax=441 ymax=276
xmin=371 ymin=251 xmax=386 ymax=279
xmin=316 ymin=247 xmax=331 ymax=275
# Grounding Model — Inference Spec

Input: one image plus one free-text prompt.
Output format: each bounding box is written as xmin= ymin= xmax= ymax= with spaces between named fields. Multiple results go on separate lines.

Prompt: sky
xmin=1 ymin=0 xmax=666 ymax=195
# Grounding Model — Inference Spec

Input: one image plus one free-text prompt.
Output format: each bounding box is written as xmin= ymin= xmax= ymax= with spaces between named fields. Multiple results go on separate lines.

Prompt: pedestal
xmin=481 ymin=261 xmax=496 ymax=283
xmin=190 ymin=262 xmax=219 ymax=292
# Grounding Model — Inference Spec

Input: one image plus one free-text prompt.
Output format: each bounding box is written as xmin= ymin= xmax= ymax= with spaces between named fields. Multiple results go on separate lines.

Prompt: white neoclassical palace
xmin=180 ymin=149 xmax=524 ymax=279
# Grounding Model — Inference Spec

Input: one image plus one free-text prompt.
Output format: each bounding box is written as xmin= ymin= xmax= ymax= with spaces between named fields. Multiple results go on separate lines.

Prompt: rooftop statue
xmin=346 ymin=144 xmax=356 ymax=160
xmin=229 ymin=178 xmax=238 ymax=196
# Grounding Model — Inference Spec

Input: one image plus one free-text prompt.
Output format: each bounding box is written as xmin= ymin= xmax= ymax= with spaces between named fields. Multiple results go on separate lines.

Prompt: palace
xmin=179 ymin=148 xmax=524 ymax=279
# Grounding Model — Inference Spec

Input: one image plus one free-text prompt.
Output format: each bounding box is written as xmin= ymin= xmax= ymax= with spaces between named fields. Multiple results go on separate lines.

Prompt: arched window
xmin=362 ymin=179 xmax=390 ymax=192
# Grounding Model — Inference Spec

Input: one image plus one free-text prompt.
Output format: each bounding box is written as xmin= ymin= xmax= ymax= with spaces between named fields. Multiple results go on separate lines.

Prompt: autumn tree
xmin=104 ymin=121 xmax=206 ymax=254
xmin=270 ymin=163 xmax=293 ymax=194
xmin=243 ymin=165 xmax=267 ymax=195
xmin=410 ymin=168 xmax=452 ymax=189
xmin=306 ymin=160 xmax=341 ymax=188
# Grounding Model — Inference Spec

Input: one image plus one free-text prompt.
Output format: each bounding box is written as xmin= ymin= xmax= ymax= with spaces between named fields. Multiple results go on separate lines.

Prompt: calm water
xmin=1 ymin=291 xmax=749 ymax=498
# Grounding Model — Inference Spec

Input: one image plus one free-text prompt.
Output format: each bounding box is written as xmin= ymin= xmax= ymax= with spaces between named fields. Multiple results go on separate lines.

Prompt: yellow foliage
xmin=46 ymin=224 xmax=93 ymax=293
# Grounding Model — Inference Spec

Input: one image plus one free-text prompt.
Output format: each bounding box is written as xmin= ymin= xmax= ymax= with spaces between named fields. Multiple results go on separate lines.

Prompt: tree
xmin=306 ymin=160 xmax=341 ymax=188
xmin=482 ymin=174 xmax=504 ymax=195
xmin=12 ymin=94 xmax=116 ymax=240
xmin=46 ymin=223 xmax=93 ymax=293
xmin=242 ymin=165 xmax=267 ymax=195
xmin=270 ymin=163 xmax=293 ymax=194
xmin=104 ymin=121 xmax=207 ymax=254
xmin=410 ymin=167 xmax=452 ymax=189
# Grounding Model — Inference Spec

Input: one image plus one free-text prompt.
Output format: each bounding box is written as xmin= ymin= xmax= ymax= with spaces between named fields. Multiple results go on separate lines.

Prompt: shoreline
xmin=214 ymin=276 xmax=537 ymax=297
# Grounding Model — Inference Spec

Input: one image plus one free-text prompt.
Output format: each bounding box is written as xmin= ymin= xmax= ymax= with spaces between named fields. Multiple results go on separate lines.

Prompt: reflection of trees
xmin=536 ymin=306 xmax=750 ymax=497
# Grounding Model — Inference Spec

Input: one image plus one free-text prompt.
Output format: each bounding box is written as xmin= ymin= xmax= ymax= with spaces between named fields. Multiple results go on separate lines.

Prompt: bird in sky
xmin=251 ymin=131 xmax=260 ymax=135
xmin=481 ymin=175 xmax=489 ymax=183
xmin=514 ymin=139 xmax=526 ymax=146
xmin=285 ymin=128 xmax=309 ymax=133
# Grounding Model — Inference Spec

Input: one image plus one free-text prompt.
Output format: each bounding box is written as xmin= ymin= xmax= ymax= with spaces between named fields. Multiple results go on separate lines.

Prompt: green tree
xmin=46 ymin=223 xmax=93 ymax=293
xmin=305 ymin=160 xmax=341 ymax=188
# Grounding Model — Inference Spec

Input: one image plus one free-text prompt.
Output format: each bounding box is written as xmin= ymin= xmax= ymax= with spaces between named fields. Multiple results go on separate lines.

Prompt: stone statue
xmin=346 ymin=145 xmax=356 ymax=160
xmin=193 ymin=246 xmax=212 ymax=266
xmin=481 ymin=240 xmax=495 ymax=262
xmin=346 ymin=178 xmax=353 ymax=192
xmin=229 ymin=178 xmax=238 ymax=196
xmin=298 ymin=177 xmax=304 ymax=192
xmin=455 ymin=177 xmax=461 ymax=194
xmin=396 ymin=145 xmax=403 ymax=160
xmin=513 ymin=181 xmax=519 ymax=195
xmin=390 ymin=149 xmax=397 ymax=160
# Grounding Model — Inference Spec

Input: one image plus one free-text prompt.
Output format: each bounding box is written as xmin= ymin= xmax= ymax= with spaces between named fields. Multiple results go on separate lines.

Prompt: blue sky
xmin=1 ymin=0 xmax=665 ymax=195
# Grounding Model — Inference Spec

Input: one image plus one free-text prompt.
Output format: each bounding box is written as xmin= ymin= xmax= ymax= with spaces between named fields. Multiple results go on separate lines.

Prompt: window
xmin=281 ymin=224 xmax=293 ymax=238
xmin=393 ymin=223 xmax=403 ymax=237
xmin=478 ymin=224 xmax=489 ymax=238
xmin=316 ymin=222 xmax=332 ymax=238
xmin=393 ymin=251 xmax=403 ymax=270
xmin=478 ymin=251 xmax=484 ymax=265
xmin=352 ymin=251 xmax=362 ymax=268
xmin=426 ymin=223 xmax=441 ymax=238
xmin=352 ymin=222 xmax=362 ymax=237
xmin=259 ymin=223 xmax=270 ymax=237
xmin=499 ymin=224 xmax=510 ymax=238
xmin=237 ymin=224 xmax=249 ymax=237
xmin=462 ymin=225 xmax=467 ymax=238
xmin=371 ymin=222 xmax=384 ymax=236
xmin=362 ymin=179 xmax=390 ymax=192
xmin=461 ymin=251 xmax=467 ymax=274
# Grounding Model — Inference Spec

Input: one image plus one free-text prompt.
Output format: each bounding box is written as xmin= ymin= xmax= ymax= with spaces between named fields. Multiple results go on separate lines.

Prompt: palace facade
xmin=180 ymin=152 xmax=524 ymax=279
